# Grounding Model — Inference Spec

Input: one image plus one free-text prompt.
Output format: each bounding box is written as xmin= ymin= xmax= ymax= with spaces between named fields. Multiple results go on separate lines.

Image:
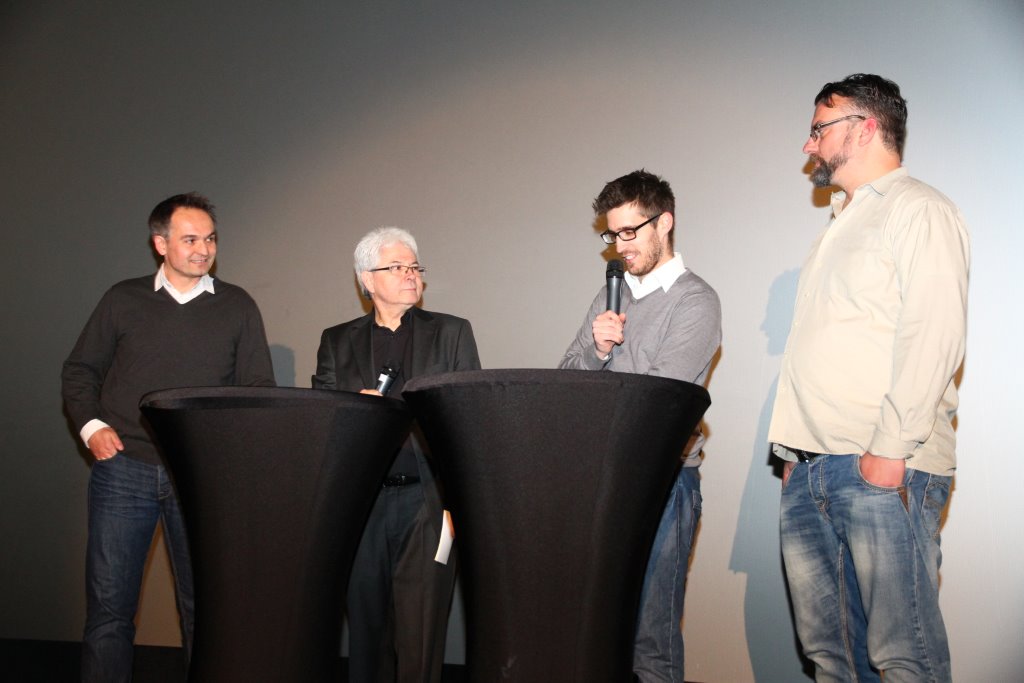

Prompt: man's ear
xmin=152 ymin=234 xmax=168 ymax=257
xmin=859 ymin=117 xmax=880 ymax=147
xmin=360 ymin=271 xmax=375 ymax=297
xmin=656 ymin=212 xmax=674 ymax=243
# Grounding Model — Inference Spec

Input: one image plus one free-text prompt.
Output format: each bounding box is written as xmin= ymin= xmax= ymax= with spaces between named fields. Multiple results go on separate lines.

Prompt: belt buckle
xmin=794 ymin=449 xmax=820 ymax=463
xmin=383 ymin=474 xmax=420 ymax=488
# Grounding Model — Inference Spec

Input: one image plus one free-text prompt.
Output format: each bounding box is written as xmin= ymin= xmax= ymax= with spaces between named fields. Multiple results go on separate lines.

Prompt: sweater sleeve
xmin=61 ymin=288 xmax=118 ymax=431
xmin=558 ymin=289 xmax=611 ymax=371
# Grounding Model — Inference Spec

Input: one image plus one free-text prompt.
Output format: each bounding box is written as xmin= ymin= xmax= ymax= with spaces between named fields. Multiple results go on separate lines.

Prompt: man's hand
xmin=87 ymin=427 xmax=124 ymax=461
xmin=359 ymin=389 xmax=383 ymax=397
xmin=782 ymin=460 xmax=796 ymax=487
xmin=858 ymin=451 xmax=906 ymax=487
xmin=592 ymin=310 xmax=626 ymax=358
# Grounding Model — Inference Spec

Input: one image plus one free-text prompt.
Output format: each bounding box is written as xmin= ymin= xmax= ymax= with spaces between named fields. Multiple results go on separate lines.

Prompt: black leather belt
xmin=382 ymin=474 xmax=421 ymax=487
xmin=792 ymin=449 xmax=828 ymax=463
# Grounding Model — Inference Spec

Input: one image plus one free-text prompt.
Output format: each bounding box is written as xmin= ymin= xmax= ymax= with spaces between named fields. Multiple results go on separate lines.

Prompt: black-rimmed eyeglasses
xmin=809 ymin=114 xmax=866 ymax=142
xmin=600 ymin=213 xmax=661 ymax=245
xmin=368 ymin=264 xmax=426 ymax=276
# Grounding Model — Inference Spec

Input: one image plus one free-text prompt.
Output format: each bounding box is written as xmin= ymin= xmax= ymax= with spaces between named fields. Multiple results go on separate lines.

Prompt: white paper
xmin=434 ymin=509 xmax=454 ymax=565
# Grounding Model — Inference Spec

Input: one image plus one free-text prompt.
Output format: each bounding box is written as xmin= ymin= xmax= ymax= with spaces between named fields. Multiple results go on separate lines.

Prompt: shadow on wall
xmin=727 ymin=268 xmax=815 ymax=682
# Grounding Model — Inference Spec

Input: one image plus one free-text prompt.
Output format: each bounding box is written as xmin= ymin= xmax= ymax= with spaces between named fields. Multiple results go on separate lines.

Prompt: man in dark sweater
xmin=62 ymin=192 xmax=276 ymax=682
xmin=560 ymin=170 xmax=721 ymax=683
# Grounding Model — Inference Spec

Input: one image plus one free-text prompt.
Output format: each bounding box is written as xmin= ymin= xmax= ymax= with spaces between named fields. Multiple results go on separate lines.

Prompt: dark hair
xmin=815 ymin=73 xmax=908 ymax=157
xmin=593 ymin=169 xmax=675 ymax=219
xmin=148 ymin=192 xmax=217 ymax=237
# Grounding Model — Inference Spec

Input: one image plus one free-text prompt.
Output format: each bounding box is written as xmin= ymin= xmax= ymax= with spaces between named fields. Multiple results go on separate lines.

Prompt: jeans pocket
xmin=781 ymin=462 xmax=793 ymax=490
xmin=921 ymin=475 xmax=952 ymax=539
xmin=854 ymin=455 xmax=909 ymax=513
xmin=687 ymin=487 xmax=703 ymax=548
xmin=897 ymin=485 xmax=909 ymax=512
xmin=854 ymin=454 xmax=904 ymax=487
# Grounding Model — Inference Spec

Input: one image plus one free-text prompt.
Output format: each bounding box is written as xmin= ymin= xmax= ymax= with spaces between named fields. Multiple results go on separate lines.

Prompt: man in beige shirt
xmin=768 ymin=74 xmax=969 ymax=683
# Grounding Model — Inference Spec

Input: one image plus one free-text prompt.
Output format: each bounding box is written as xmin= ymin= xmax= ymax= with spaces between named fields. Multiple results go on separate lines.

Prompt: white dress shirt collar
xmin=624 ymin=252 xmax=686 ymax=300
xmin=154 ymin=265 xmax=215 ymax=304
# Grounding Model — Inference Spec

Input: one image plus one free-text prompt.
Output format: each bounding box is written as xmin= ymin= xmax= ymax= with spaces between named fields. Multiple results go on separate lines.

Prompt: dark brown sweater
xmin=62 ymin=275 xmax=276 ymax=465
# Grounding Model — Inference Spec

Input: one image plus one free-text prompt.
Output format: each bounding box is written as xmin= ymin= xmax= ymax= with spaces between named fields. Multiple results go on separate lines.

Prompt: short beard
xmin=809 ymin=153 xmax=846 ymax=188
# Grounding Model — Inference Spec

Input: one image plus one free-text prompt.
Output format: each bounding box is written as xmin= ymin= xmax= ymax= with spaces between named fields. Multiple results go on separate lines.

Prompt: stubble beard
xmin=630 ymin=239 xmax=664 ymax=279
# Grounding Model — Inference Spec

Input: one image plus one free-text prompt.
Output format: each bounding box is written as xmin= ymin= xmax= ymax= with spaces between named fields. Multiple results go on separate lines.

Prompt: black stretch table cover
xmin=140 ymin=386 xmax=412 ymax=683
xmin=402 ymin=369 xmax=711 ymax=682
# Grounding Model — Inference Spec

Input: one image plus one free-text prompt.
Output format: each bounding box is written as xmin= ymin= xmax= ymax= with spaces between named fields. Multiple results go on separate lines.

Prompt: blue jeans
xmin=780 ymin=454 xmax=951 ymax=683
xmin=81 ymin=454 xmax=194 ymax=683
xmin=633 ymin=466 xmax=701 ymax=683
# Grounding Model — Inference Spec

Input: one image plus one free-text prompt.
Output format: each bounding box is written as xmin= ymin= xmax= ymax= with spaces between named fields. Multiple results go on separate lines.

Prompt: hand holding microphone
xmin=374 ymin=361 xmax=400 ymax=396
xmin=593 ymin=259 xmax=626 ymax=358
xmin=606 ymin=259 xmax=623 ymax=314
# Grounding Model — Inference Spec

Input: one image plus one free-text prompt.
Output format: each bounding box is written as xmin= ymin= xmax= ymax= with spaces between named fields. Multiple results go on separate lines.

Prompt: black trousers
xmin=346 ymin=479 xmax=456 ymax=683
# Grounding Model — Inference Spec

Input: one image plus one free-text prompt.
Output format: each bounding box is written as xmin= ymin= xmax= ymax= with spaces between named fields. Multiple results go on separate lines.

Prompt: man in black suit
xmin=312 ymin=226 xmax=481 ymax=683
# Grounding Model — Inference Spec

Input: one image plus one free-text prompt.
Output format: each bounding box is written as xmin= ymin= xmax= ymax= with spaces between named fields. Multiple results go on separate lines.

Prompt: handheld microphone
xmin=375 ymin=361 xmax=400 ymax=396
xmin=606 ymin=259 xmax=624 ymax=314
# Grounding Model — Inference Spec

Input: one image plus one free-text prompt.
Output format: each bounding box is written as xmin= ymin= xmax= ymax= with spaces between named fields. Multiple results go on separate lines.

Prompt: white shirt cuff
xmin=80 ymin=419 xmax=110 ymax=446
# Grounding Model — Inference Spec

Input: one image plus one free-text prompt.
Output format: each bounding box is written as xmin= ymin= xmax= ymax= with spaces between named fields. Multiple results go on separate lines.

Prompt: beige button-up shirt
xmin=768 ymin=167 xmax=970 ymax=476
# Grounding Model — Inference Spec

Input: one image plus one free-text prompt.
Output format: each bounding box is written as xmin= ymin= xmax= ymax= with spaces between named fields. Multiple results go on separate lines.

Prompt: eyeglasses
xmin=808 ymin=114 xmax=866 ymax=142
xmin=599 ymin=213 xmax=662 ymax=244
xmin=368 ymin=264 xmax=426 ymax=276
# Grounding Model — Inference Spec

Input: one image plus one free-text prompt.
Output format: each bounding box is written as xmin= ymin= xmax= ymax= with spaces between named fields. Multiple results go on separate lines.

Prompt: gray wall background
xmin=3 ymin=1 xmax=1022 ymax=680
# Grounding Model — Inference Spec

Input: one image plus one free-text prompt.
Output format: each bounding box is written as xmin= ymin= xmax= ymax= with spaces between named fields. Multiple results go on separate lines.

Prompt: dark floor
xmin=0 ymin=639 xmax=467 ymax=682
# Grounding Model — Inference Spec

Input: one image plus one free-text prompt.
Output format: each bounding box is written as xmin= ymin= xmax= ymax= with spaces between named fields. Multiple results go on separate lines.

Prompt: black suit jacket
xmin=312 ymin=306 xmax=481 ymax=492
xmin=312 ymin=307 xmax=480 ymax=393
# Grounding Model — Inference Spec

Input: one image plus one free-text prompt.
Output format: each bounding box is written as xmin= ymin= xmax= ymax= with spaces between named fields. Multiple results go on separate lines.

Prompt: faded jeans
xmin=781 ymin=454 xmax=951 ymax=683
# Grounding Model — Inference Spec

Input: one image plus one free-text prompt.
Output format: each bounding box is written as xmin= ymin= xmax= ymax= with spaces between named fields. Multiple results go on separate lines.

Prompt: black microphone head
xmin=605 ymin=259 xmax=624 ymax=314
xmin=375 ymin=361 xmax=401 ymax=395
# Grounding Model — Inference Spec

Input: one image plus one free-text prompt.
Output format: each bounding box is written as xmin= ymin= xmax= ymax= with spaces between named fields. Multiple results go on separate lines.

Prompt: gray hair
xmin=353 ymin=226 xmax=419 ymax=299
